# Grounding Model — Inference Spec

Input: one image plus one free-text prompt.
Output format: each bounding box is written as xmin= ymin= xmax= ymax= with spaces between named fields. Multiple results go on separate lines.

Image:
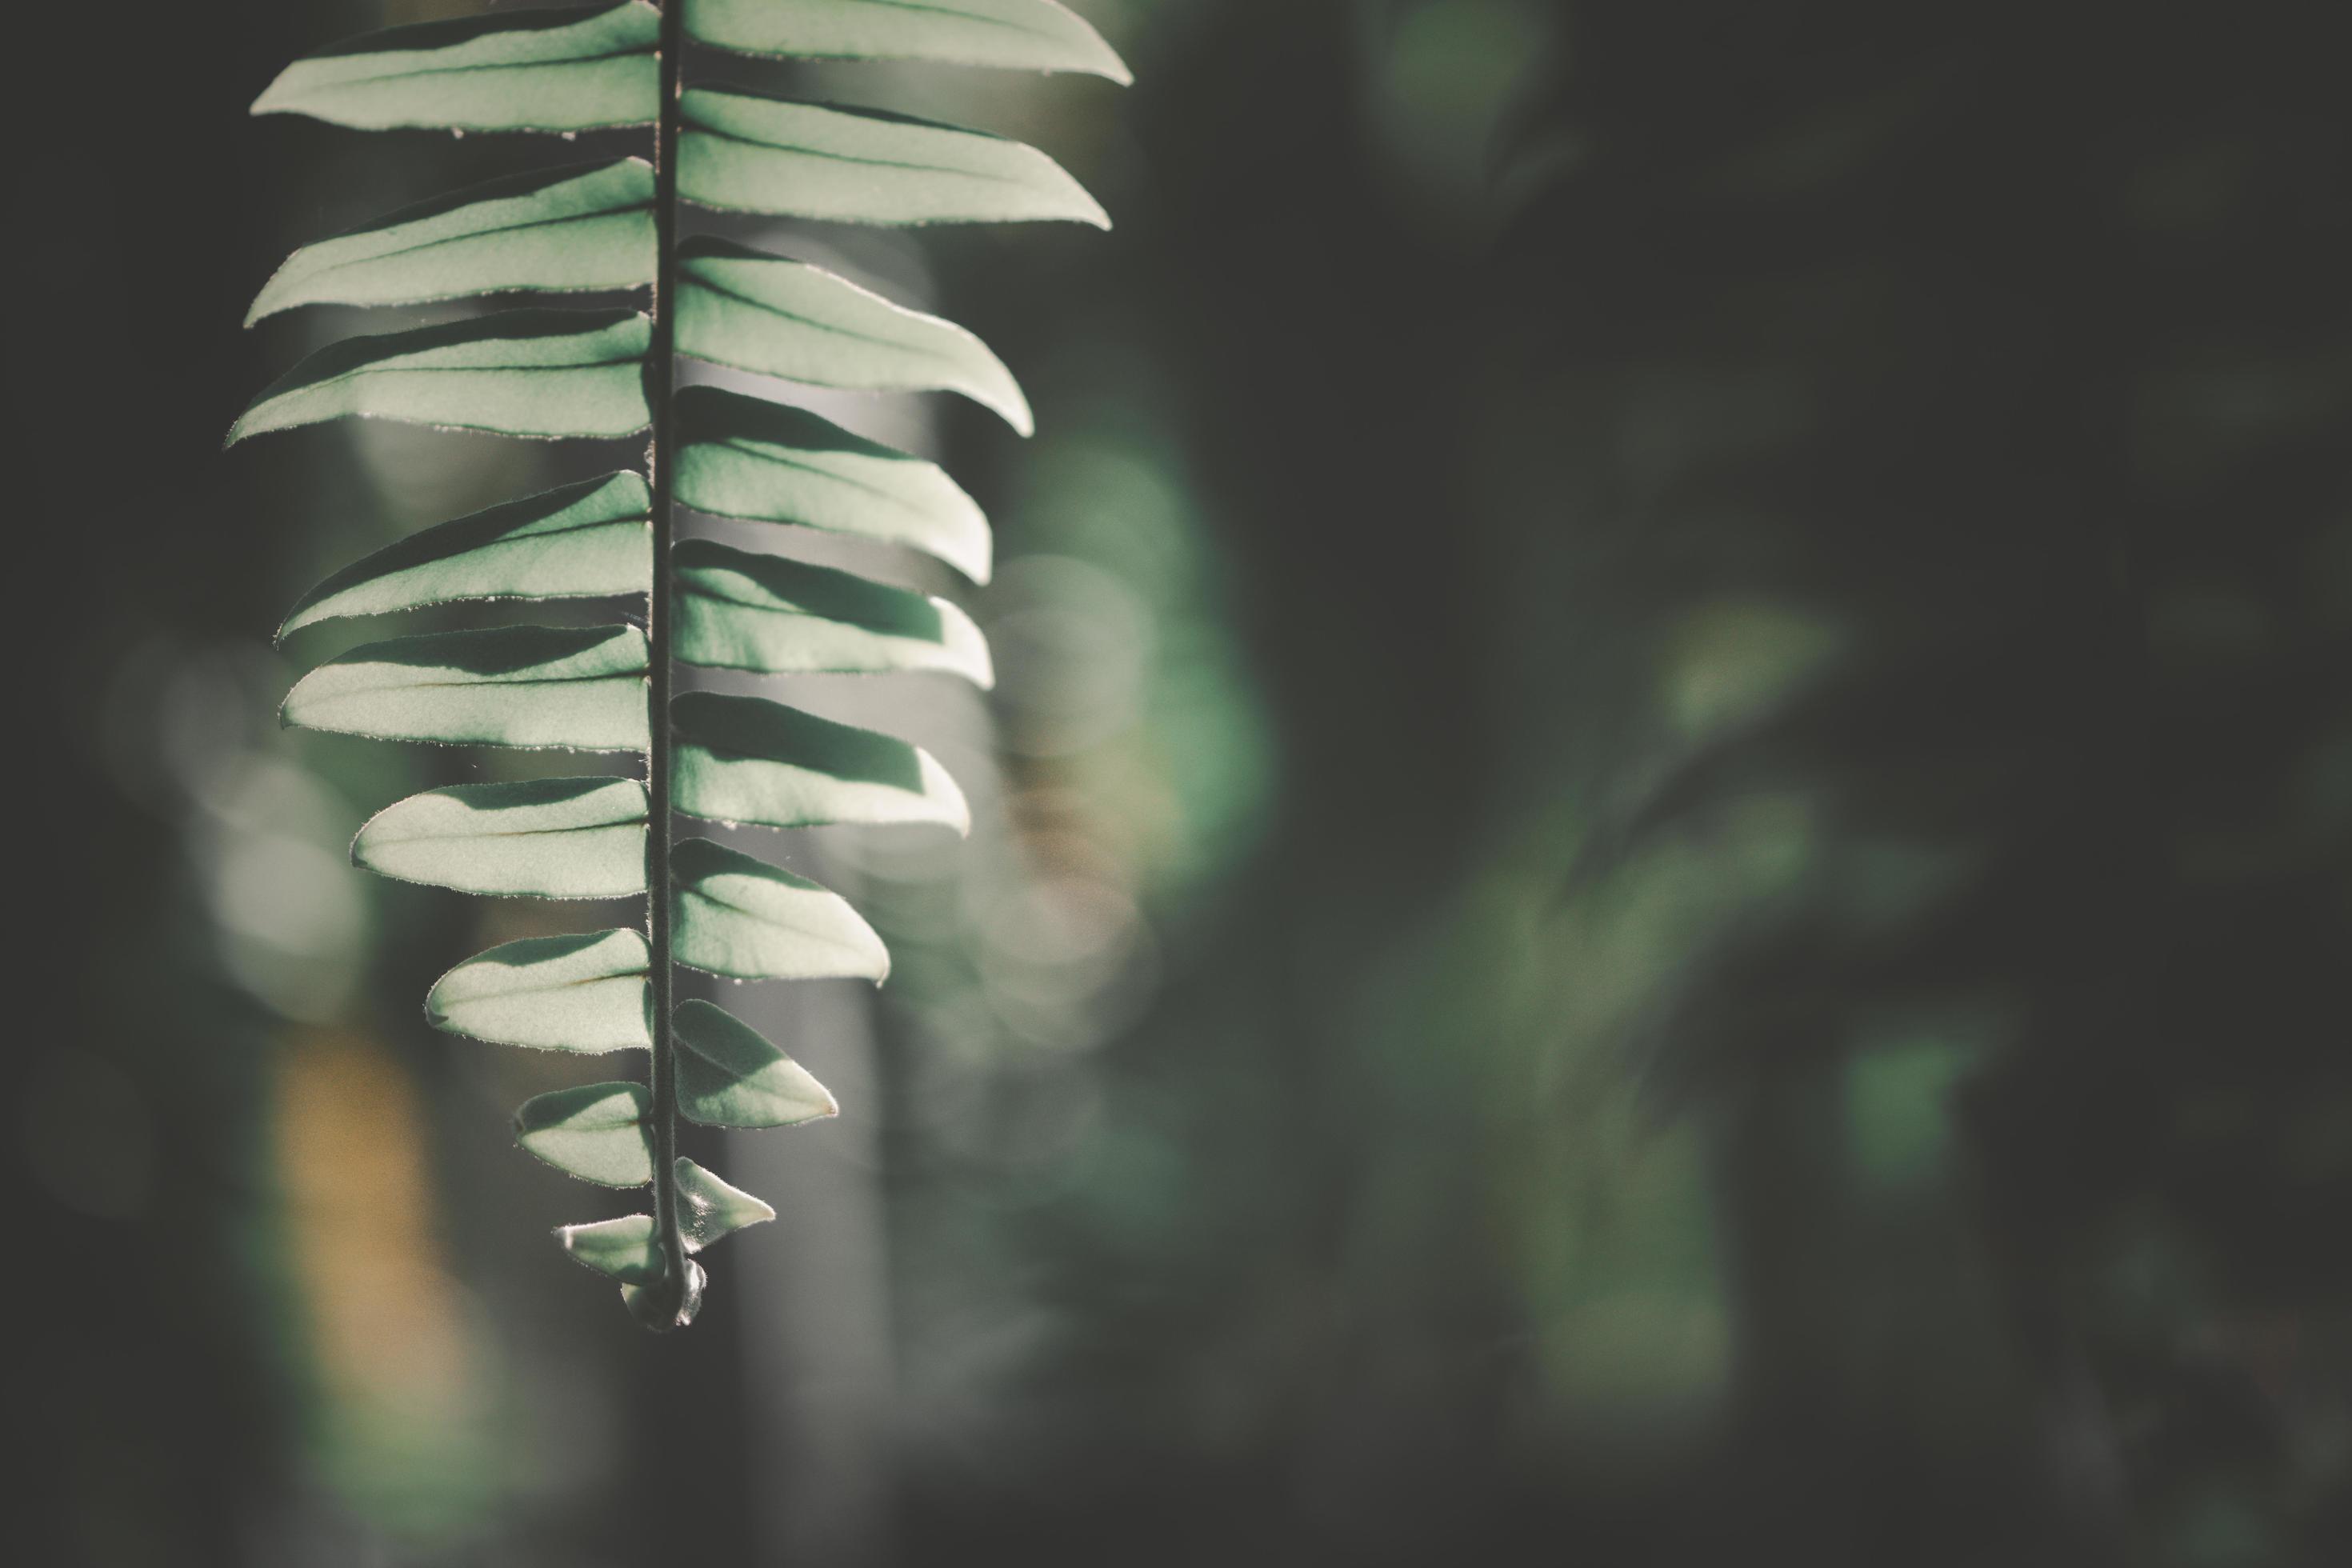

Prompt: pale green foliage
xmin=676 ymin=387 xmax=996 ymax=582
xmin=232 ymin=310 xmax=655 ymax=442
xmin=671 ymin=692 xmax=972 ymax=832
xmin=250 ymin=3 xmax=662 ymax=133
xmin=676 ymin=238 xmax=1033 ymax=434
xmin=354 ymin=779 xmax=653 ymax=899
xmin=246 ymin=162 xmax=658 ymax=322
xmin=429 ymin=931 xmax=654 ymax=1053
xmin=685 ymin=0 xmax=1131 ymax=79
xmin=278 ymin=474 xmax=654 ymax=638
xmin=282 ymin=624 xmax=654 ymax=750
xmin=237 ymin=0 xmax=1126 ymax=1329
xmin=518 ymin=1082 xmax=658 ymax=1186
xmin=677 ymin=90 xmax=1110 ymax=226
xmin=670 ymin=836 xmax=894 ymax=983
xmin=674 ymin=541 xmax=996 ymax=683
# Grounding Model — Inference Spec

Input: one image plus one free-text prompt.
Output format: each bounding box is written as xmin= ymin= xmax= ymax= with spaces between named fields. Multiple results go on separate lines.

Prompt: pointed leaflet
xmin=515 ymin=1082 xmax=654 ymax=1186
xmin=671 ymin=836 xmax=891 ymax=982
xmin=354 ymin=778 xmax=647 ymax=898
xmin=557 ymin=1159 xmax=774 ymax=1284
xmin=676 ymin=386 xmax=991 ymax=582
xmin=680 ymin=89 xmax=1109 ymax=228
xmin=675 ymin=539 xmax=993 ymax=685
xmin=248 ymin=162 xmax=657 ymax=322
xmin=251 ymin=2 xmax=660 ymax=134
xmin=674 ymin=692 xmax=970 ymax=833
xmin=282 ymin=624 xmax=650 ymax=751
xmin=677 ymin=236 xmax=1030 ymax=432
xmin=676 ymin=1000 xmax=839 ymax=1129
xmin=686 ymin=0 xmax=1130 ymax=81
xmin=279 ymin=474 xmax=651 ymax=638
xmin=228 ymin=309 xmax=650 ymax=445
xmin=428 ymin=930 xmax=651 ymax=1052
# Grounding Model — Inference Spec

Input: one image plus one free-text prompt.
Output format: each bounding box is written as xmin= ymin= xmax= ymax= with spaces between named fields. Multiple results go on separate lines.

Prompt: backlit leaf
xmin=677 ymin=1159 xmax=778 ymax=1248
xmin=671 ymin=836 xmax=890 ymax=982
xmin=251 ymin=2 xmax=660 ymax=134
xmin=248 ymin=161 xmax=656 ymax=322
xmin=677 ymin=235 xmax=1030 ymax=431
xmin=680 ymin=89 xmax=1109 ymax=228
xmin=515 ymin=1082 xmax=654 ymax=1186
xmin=427 ymin=930 xmax=652 ymax=1051
xmin=673 ymin=691 xmax=970 ymax=833
xmin=676 ymin=386 xmax=991 ymax=582
xmin=555 ymin=1214 xmax=662 ymax=1284
xmin=676 ymin=999 xmax=840 ymax=1128
xmin=353 ymin=777 xmax=648 ymax=898
xmin=282 ymin=624 xmax=650 ymax=751
xmin=686 ymin=0 xmax=1130 ymax=82
xmin=556 ymin=1158 xmax=774 ymax=1283
xmin=674 ymin=538 xmax=992 ymax=684
xmin=227 ymin=309 xmax=650 ymax=445
xmin=278 ymin=472 xmax=651 ymax=639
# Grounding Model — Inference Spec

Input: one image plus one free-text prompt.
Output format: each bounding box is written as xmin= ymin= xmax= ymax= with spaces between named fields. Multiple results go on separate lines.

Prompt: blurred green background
xmin=18 ymin=2 xmax=2351 ymax=1564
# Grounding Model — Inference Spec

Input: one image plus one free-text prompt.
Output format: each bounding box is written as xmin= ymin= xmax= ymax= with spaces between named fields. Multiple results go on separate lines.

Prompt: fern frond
xmin=238 ymin=0 xmax=1127 ymax=1329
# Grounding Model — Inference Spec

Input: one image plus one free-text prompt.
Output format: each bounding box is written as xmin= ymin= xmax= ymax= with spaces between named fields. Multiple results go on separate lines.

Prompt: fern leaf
xmin=353 ymin=778 xmax=650 ymax=898
xmin=671 ymin=837 xmax=892 ymax=982
xmin=558 ymin=1158 xmax=777 ymax=1281
xmin=229 ymin=310 xmax=652 ymax=444
xmin=676 ymin=386 xmax=993 ymax=582
xmin=516 ymin=1082 xmax=657 ymax=1186
xmin=427 ymin=931 xmax=654 ymax=1052
xmin=252 ymin=3 xmax=662 ymax=133
xmin=677 ymin=237 xmax=1032 ymax=433
xmin=242 ymin=0 xmax=1126 ymax=1330
xmin=672 ymin=691 xmax=971 ymax=832
xmin=281 ymin=625 xmax=650 ymax=751
xmin=278 ymin=474 xmax=652 ymax=639
xmin=674 ymin=540 xmax=994 ymax=682
xmin=247 ymin=162 xmax=657 ymax=323
xmin=680 ymin=90 xmax=1110 ymax=226
xmin=676 ymin=1000 xmax=841 ymax=1127
xmin=686 ymin=0 xmax=1130 ymax=81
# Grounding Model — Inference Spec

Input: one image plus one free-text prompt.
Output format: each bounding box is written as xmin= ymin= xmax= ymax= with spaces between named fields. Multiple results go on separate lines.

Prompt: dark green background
xmin=18 ymin=2 xmax=2350 ymax=1564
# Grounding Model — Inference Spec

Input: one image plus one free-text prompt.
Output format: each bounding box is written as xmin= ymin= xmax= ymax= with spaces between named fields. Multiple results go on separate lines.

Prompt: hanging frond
xmin=237 ymin=0 xmax=1127 ymax=1329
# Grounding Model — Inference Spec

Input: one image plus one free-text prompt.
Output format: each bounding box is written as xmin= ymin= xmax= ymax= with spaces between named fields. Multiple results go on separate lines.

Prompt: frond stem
xmin=642 ymin=0 xmax=689 ymax=1325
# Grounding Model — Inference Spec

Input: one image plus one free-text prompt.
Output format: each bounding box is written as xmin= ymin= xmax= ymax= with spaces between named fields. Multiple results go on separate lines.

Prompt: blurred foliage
xmin=17 ymin=1 xmax=2350 ymax=1565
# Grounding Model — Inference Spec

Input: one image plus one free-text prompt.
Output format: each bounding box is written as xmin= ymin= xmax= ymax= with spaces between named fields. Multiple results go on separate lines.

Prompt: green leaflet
xmin=558 ymin=1215 xmax=666 ymax=1285
xmin=674 ymin=538 xmax=993 ymax=685
xmin=282 ymin=624 xmax=650 ymax=752
xmin=427 ymin=930 xmax=652 ymax=1052
xmin=680 ymin=89 xmax=1109 ymax=228
xmin=252 ymin=2 xmax=660 ymax=134
xmin=673 ymin=691 xmax=970 ymax=833
xmin=686 ymin=0 xmax=1130 ymax=81
xmin=671 ymin=835 xmax=891 ymax=982
xmin=279 ymin=473 xmax=651 ymax=639
xmin=515 ymin=1082 xmax=655 ymax=1187
xmin=248 ymin=161 xmax=657 ymax=322
xmin=353 ymin=777 xmax=649 ymax=898
xmin=676 ymin=999 xmax=840 ymax=1128
xmin=678 ymin=236 xmax=1030 ymax=432
xmin=228 ymin=309 xmax=651 ymax=445
xmin=676 ymin=1158 xmax=778 ymax=1246
xmin=676 ymin=386 xmax=992 ymax=582
xmin=558 ymin=1159 xmax=775 ymax=1284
